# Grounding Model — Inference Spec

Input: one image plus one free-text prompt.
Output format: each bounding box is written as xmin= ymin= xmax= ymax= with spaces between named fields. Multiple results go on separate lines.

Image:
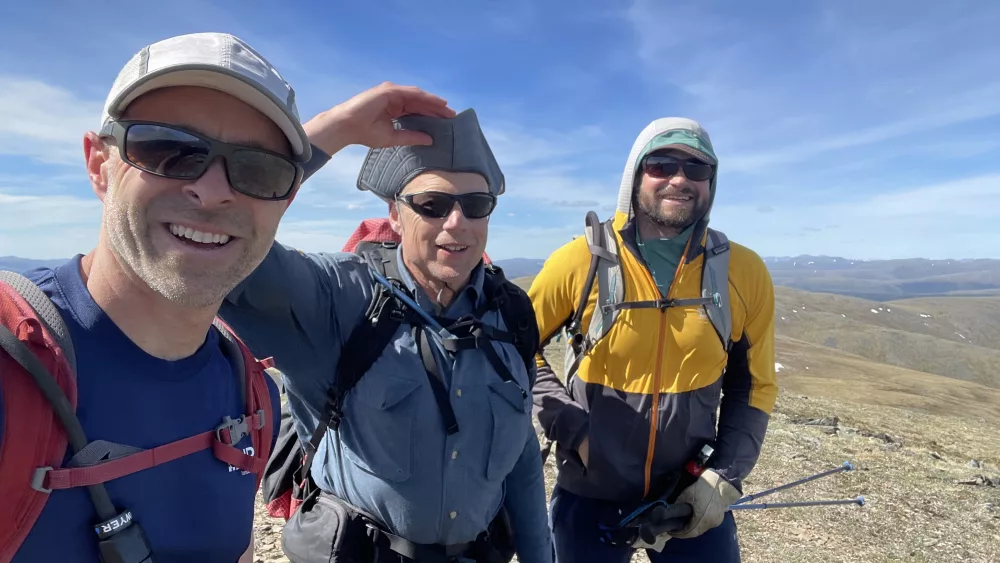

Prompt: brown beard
xmin=634 ymin=186 xmax=708 ymax=232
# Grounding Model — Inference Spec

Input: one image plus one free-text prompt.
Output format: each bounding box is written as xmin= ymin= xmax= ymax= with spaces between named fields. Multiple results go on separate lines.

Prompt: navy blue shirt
xmin=1 ymin=256 xmax=281 ymax=562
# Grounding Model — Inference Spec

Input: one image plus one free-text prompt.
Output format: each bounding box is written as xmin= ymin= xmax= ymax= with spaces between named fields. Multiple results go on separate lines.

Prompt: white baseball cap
xmin=101 ymin=32 xmax=311 ymax=162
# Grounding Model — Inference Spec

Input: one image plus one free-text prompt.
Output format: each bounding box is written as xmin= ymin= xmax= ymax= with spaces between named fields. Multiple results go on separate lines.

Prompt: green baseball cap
xmin=639 ymin=129 xmax=717 ymax=165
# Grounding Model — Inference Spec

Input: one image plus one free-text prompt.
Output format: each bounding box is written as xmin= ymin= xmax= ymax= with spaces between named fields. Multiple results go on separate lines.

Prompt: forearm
xmin=531 ymin=358 xmax=589 ymax=450
xmin=710 ymin=337 xmax=776 ymax=489
xmin=503 ymin=433 xmax=554 ymax=563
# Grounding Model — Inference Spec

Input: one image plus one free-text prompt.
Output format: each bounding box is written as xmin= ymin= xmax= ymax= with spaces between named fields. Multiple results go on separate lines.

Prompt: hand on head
xmin=305 ymin=82 xmax=458 ymax=155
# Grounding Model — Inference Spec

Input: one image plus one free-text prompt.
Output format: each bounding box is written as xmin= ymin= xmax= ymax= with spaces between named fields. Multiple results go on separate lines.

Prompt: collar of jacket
xmin=616 ymin=213 xmax=711 ymax=273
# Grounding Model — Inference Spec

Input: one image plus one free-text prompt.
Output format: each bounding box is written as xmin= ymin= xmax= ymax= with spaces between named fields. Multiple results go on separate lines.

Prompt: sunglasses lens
xmin=124 ymin=124 xmax=212 ymax=178
xmin=228 ymin=149 xmax=298 ymax=199
xmin=684 ymin=162 xmax=715 ymax=181
xmin=459 ymin=193 xmax=496 ymax=218
xmin=408 ymin=193 xmax=456 ymax=218
xmin=643 ymin=157 xmax=680 ymax=178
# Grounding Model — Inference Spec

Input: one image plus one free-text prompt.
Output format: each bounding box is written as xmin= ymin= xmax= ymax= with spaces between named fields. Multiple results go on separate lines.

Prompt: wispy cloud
xmin=713 ymin=173 xmax=1000 ymax=259
xmin=0 ymin=75 xmax=101 ymax=166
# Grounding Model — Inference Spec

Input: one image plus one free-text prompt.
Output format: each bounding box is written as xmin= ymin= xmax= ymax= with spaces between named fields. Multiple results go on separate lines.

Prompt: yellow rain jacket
xmin=529 ymin=118 xmax=778 ymax=503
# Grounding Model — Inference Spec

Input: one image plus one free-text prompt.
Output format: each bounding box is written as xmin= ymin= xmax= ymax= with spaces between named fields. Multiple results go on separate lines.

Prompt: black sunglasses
xmin=99 ymin=120 xmax=303 ymax=201
xmin=642 ymin=154 xmax=715 ymax=182
xmin=398 ymin=191 xmax=497 ymax=219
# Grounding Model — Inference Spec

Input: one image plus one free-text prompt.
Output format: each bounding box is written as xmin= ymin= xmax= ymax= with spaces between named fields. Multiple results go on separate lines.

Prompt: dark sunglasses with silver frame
xmin=397 ymin=190 xmax=498 ymax=220
xmin=99 ymin=119 xmax=304 ymax=201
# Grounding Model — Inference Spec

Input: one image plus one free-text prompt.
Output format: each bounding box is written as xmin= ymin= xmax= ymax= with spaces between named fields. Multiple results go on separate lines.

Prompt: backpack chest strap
xmin=605 ymin=294 xmax=719 ymax=313
xmin=33 ymin=411 xmax=266 ymax=492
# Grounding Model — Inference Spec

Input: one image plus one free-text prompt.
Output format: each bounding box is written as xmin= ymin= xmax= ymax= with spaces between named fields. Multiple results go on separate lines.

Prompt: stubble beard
xmin=102 ymin=178 xmax=269 ymax=309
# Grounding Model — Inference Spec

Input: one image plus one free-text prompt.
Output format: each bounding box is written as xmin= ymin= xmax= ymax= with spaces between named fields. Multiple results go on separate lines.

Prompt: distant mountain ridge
xmin=0 ymin=256 xmax=67 ymax=273
xmin=8 ymin=254 xmax=1000 ymax=301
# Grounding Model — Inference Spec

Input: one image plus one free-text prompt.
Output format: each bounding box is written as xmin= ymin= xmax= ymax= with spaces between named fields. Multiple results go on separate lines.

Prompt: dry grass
xmin=249 ymin=283 xmax=1000 ymax=562
xmin=250 ymin=386 xmax=1000 ymax=563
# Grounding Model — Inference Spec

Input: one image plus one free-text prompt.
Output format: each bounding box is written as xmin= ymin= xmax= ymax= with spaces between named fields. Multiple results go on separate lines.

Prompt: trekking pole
xmin=369 ymin=267 xmax=456 ymax=340
xmin=731 ymin=495 xmax=865 ymax=511
xmin=732 ymin=461 xmax=854 ymax=505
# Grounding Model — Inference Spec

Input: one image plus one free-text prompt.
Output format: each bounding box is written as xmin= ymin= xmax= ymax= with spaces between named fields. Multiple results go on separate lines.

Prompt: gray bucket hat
xmin=356 ymin=108 xmax=504 ymax=201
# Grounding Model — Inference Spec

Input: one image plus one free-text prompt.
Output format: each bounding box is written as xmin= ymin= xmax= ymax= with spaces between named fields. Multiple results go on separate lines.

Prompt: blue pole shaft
xmin=733 ymin=461 xmax=854 ymax=505
xmin=731 ymin=496 xmax=865 ymax=510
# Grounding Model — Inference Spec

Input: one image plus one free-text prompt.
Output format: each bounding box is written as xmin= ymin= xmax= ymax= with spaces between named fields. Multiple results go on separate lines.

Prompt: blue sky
xmin=2 ymin=0 xmax=1000 ymax=261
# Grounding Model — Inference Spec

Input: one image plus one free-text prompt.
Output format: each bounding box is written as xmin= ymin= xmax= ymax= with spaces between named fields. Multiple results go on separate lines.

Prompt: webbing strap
xmin=415 ymin=326 xmax=459 ymax=435
xmin=605 ymin=296 xmax=715 ymax=312
xmin=38 ymin=412 xmax=267 ymax=490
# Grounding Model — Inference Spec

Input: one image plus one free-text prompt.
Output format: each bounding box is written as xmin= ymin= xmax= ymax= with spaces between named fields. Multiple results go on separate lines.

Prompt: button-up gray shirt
xmin=220 ymin=242 xmax=551 ymax=562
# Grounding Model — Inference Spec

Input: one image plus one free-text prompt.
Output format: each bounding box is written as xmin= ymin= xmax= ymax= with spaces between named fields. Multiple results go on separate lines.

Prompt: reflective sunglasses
xmin=642 ymin=154 xmax=715 ymax=182
xmin=99 ymin=120 xmax=303 ymax=200
xmin=398 ymin=191 xmax=497 ymax=219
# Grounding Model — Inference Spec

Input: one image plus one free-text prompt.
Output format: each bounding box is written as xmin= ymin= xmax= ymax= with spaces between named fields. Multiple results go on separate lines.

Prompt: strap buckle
xmin=216 ymin=415 xmax=250 ymax=446
xmin=31 ymin=466 xmax=53 ymax=493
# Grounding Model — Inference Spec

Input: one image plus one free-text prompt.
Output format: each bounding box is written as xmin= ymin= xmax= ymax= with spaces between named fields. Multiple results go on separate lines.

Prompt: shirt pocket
xmin=341 ymin=374 xmax=422 ymax=483
xmin=485 ymin=378 xmax=531 ymax=481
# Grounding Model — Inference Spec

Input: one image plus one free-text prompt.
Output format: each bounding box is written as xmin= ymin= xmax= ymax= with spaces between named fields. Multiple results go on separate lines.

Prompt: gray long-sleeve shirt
xmin=219 ymin=242 xmax=552 ymax=562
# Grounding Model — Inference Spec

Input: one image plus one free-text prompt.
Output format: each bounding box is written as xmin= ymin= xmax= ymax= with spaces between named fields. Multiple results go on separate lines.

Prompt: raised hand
xmin=304 ymin=82 xmax=457 ymax=155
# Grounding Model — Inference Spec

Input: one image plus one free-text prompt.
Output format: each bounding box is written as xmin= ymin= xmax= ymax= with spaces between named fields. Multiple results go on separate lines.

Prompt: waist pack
xmin=282 ymin=488 xmax=515 ymax=563
xmin=0 ymin=271 xmax=274 ymax=563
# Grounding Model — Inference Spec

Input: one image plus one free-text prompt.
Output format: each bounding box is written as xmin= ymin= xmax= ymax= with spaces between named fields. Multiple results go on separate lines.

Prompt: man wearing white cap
xmin=0 ymin=32 xmax=455 ymax=563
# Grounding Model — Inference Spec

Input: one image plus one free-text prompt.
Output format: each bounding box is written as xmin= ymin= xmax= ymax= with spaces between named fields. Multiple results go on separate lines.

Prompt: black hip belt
xmin=283 ymin=489 xmax=511 ymax=563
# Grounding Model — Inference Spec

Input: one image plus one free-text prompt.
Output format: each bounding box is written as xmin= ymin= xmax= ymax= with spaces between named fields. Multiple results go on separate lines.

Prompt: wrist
xmin=303 ymin=109 xmax=351 ymax=156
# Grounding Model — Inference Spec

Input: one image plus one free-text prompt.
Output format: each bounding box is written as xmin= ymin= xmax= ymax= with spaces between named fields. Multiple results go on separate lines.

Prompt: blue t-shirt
xmin=0 ymin=256 xmax=281 ymax=562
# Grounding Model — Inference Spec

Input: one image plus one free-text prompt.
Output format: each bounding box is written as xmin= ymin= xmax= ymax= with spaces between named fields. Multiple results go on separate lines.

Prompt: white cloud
xmin=0 ymin=191 xmax=102 ymax=258
xmin=274 ymin=218 xmax=370 ymax=254
xmin=712 ymin=173 xmax=1000 ymax=259
xmin=0 ymin=75 xmax=101 ymax=165
xmin=623 ymin=0 xmax=1000 ymax=169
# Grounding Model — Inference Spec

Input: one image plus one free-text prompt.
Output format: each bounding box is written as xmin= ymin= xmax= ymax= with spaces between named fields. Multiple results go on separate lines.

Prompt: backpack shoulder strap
xmin=0 ymin=270 xmax=128 ymax=558
xmin=304 ymin=244 xmax=406 ymax=459
xmin=562 ymin=212 xmax=622 ymax=379
xmin=212 ymin=318 xmax=275 ymax=486
xmin=702 ymin=228 xmax=733 ymax=351
xmin=481 ymin=264 xmax=539 ymax=382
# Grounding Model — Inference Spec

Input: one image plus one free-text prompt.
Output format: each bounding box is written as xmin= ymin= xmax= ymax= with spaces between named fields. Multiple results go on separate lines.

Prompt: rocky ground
xmin=248 ymin=389 xmax=999 ymax=562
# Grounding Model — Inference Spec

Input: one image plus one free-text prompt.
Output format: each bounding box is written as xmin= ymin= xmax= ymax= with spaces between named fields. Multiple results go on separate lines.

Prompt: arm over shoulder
xmin=220 ymin=243 xmax=374 ymax=421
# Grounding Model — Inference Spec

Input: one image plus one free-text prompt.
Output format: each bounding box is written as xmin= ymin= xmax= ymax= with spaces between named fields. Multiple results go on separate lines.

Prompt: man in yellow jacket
xmin=528 ymin=117 xmax=778 ymax=562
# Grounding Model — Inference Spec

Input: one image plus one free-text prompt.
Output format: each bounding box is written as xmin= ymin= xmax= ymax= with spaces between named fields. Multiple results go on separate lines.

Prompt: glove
xmin=631 ymin=533 xmax=670 ymax=553
xmin=671 ymin=469 xmax=741 ymax=539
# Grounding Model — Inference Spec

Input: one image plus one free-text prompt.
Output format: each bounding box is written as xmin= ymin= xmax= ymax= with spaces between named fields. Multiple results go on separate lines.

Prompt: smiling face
xmin=87 ymin=85 xmax=295 ymax=308
xmin=389 ymin=170 xmax=491 ymax=292
xmin=634 ymin=148 xmax=712 ymax=234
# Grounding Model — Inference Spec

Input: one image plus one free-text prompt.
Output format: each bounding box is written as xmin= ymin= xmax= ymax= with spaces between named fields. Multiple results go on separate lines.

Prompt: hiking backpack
xmin=0 ymin=270 xmax=275 ymax=563
xmin=536 ymin=211 xmax=733 ymax=466
xmin=560 ymin=210 xmax=734 ymax=379
xmin=261 ymin=238 xmax=539 ymax=522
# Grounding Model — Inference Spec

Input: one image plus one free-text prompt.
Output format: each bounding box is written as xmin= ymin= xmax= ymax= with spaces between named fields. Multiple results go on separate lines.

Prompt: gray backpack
xmin=560 ymin=211 xmax=734 ymax=381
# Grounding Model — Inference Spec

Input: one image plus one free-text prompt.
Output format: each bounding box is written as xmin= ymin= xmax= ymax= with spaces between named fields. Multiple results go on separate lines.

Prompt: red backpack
xmin=0 ymin=270 xmax=275 ymax=563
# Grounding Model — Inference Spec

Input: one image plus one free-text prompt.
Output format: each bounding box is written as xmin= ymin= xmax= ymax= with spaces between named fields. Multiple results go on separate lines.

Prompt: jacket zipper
xmin=638 ymin=234 xmax=694 ymax=498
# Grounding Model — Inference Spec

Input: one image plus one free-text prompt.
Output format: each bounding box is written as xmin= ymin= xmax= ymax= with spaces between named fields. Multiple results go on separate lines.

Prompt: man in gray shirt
xmin=220 ymin=109 xmax=552 ymax=563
